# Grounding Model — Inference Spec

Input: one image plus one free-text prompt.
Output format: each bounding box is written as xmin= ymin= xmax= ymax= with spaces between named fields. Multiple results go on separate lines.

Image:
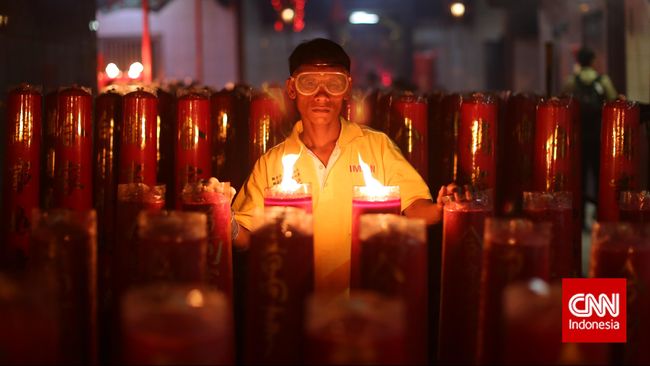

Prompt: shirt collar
xmin=285 ymin=117 xmax=363 ymax=154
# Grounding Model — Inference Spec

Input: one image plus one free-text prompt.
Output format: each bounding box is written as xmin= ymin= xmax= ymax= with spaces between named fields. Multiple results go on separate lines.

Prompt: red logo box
xmin=562 ymin=278 xmax=626 ymax=343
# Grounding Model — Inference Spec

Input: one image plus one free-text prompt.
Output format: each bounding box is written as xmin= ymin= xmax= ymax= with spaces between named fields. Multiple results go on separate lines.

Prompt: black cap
xmin=289 ymin=38 xmax=351 ymax=75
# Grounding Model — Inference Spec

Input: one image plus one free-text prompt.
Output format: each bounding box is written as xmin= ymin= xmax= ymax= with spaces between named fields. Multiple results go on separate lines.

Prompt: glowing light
xmin=357 ymin=153 xmax=392 ymax=198
xmin=89 ymin=20 xmax=99 ymax=31
xmin=450 ymin=2 xmax=466 ymax=17
xmin=105 ymin=63 xmax=120 ymax=79
xmin=281 ymin=8 xmax=295 ymax=23
xmin=278 ymin=152 xmax=302 ymax=192
xmin=186 ymin=289 xmax=204 ymax=307
xmin=128 ymin=62 xmax=144 ymax=79
xmin=579 ymin=3 xmax=590 ymax=13
xmin=349 ymin=11 xmax=379 ymax=25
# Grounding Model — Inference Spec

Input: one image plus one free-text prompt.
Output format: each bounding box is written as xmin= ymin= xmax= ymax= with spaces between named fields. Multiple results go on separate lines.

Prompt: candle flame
xmin=278 ymin=151 xmax=301 ymax=192
xmin=358 ymin=153 xmax=391 ymax=198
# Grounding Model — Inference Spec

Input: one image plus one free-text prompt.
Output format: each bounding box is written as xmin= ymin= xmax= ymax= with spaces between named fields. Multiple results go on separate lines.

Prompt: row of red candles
xmin=2 ymin=83 xmax=645 ymax=257
xmin=1 ymin=82 xmax=649 ymax=365
xmin=1 ymin=188 xmax=649 ymax=364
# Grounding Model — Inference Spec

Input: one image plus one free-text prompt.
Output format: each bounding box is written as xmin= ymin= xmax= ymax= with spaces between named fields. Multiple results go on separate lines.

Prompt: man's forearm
xmin=403 ymin=198 xmax=443 ymax=225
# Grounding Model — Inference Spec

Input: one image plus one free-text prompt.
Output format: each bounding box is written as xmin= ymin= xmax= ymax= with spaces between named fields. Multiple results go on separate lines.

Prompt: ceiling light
xmin=450 ymin=2 xmax=466 ymax=18
xmin=349 ymin=11 xmax=379 ymax=25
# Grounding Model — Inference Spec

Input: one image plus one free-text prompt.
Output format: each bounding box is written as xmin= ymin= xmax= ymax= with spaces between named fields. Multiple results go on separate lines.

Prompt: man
xmin=232 ymin=38 xmax=449 ymax=294
xmin=563 ymin=47 xmax=617 ymax=228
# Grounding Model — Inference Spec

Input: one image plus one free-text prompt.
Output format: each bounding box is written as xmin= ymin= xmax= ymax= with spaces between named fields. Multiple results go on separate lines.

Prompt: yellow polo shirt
xmin=233 ymin=118 xmax=432 ymax=293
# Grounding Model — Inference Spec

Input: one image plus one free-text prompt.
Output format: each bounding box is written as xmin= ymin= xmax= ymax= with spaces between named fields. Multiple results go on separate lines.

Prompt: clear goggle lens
xmin=293 ymin=72 xmax=349 ymax=96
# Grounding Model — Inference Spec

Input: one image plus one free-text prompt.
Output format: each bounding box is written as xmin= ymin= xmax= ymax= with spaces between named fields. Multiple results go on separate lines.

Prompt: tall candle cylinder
xmin=29 ymin=209 xmax=97 ymax=365
xmin=41 ymin=90 xmax=58 ymax=210
xmin=181 ymin=179 xmax=233 ymax=300
xmin=439 ymin=190 xmax=493 ymax=364
xmin=390 ymin=94 xmax=429 ymax=181
xmin=533 ymin=98 xmax=576 ymax=193
xmin=440 ymin=93 xmax=462 ymax=184
xmin=156 ymin=87 xmax=176 ymax=209
xmin=264 ymin=183 xmax=313 ymax=213
xmin=0 ymin=274 xmax=60 ymax=364
xmin=458 ymin=93 xmax=497 ymax=189
xmin=93 ymin=89 xmax=122 ymax=246
xmin=590 ymin=222 xmax=650 ymax=364
xmin=350 ymin=185 xmax=400 ymax=288
xmin=2 ymin=84 xmax=42 ymax=265
xmin=210 ymin=89 xmax=235 ymax=180
xmin=477 ymin=218 xmax=551 ymax=364
xmin=249 ymin=92 xmax=282 ymax=167
xmin=376 ymin=91 xmax=393 ymax=134
xmin=121 ymin=284 xmax=234 ymax=365
xmin=427 ymin=92 xmax=445 ymax=191
xmin=306 ymin=291 xmax=407 ymax=365
xmin=231 ymin=85 xmax=253 ymax=190
xmin=53 ymin=86 xmax=92 ymax=210
xmin=523 ymin=191 xmax=577 ymax=280
xmin=619 ymin=190 xmax=650 ymax=223
xmin=499 ymin=93 xmax=537 ymax=214
xmin=244 ymin=206 xmax=314 ymax=364
xmin=346 ymin=89 xmax=372 ymax=126
xmin=503 ymin=279 xmax=563 ymax=364
xmin=358 ymin=213 xmax=428 ymax=364
xmin=114 ymin=184 xmax=166 ymax=297
xmin=135 ymin=210 xmax=208 ymax=284
xmin=175 ymin=90 xmax=211 ymax=208
xmin=119 ymin=88 xmax=157 ymax=186
xmin=598 ymin=99 xmax=641 ymax=222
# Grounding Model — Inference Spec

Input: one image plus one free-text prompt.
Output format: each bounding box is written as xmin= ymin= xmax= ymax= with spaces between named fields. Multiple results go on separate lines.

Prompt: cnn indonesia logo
xmin=562 ymin=278 xmax=626 ymax=343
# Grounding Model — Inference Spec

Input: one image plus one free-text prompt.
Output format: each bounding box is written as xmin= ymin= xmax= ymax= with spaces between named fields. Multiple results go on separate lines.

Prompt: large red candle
xmin=135 ymin=210 xmax=208 ymax=285
xmin=458 ymin=93 xmax=497 ymax=189
xmin=502 ymin=280 xmax=564 ymax=364
xmin=440 ymin=93 xmax=462 ymax=184
xmin=119 ymin=88 xmax=157 ymax=186
xmin=249 ymin=92 xmax=283 ymax=167
xmin=598 ymin=99 xmax=641 ymax=222
xmin=93 ymin=89 xmax=122 ymax=246
xmin=590 ymin=223 xmax=650 ymax=364
xmin=477 ymin=218 xmax=551 ymax=364
xmin=619 ymin=190 xmax=650 ymax=223
xmin=358 ymin=214 xmax=428 ymax=364
xmin=41 ymin=91 xmax=58 ymax=210
xmin=122 ymin=284 xmax=234 ymax=365
xmin=427 ymin=92 xmax=445 ymax=191
xmin=499 ymin=93 xmax=538 ymax=214
xmin=533 ymin=98 xmax=576 ymax=193
xmin=350 ymin=185 xmax=401 ymax=289
xmin=156 ymin=87 xmax=176 ymax=209
xmin=305 ymin=292 xmax=407 ymax=365
xmin=523 ymin=191 xmax=576 ymax=280
xmin=114 ymin=184 xmax=166 ymax=295
xmin=264 ymin=183 xmax=313 ymax=213
xmin=244 ymin=206 xmax=314 ymax=364
xmin=181 ymin=179 xmax=233 ymax=300
xmin=390 ymin=94 xmax=429 ymax=181
xmin=439 ymin=190 xmax=492 ymax=364
xmin=2 ymin=84 xmax=42 ymax=264
xmin=29 ymin=209 xmax=98 ymax=365
xmin=175 ymin=90 xmax=211 ymax=208
xmin=53 ymin=86 xmax=93 ymax=211
xmin=210 ymin=90 xmax=235 ymax=180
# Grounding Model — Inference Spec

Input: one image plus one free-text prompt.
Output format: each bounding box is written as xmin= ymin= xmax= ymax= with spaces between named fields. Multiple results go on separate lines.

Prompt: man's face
xmin=286 ymin=64 xmax=351 ymax=127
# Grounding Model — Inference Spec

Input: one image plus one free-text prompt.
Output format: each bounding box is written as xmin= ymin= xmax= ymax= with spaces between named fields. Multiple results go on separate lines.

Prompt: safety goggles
xmin=292 ymin=71 xmax=350 ymax=96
